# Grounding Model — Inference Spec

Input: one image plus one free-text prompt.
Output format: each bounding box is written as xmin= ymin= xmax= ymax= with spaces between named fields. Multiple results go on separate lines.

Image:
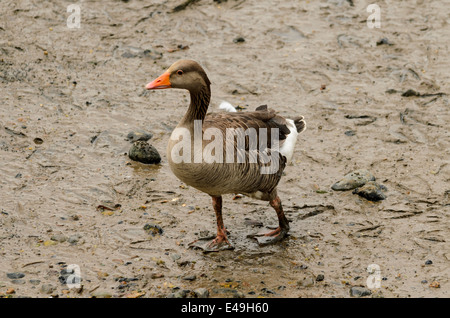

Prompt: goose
xmin=146 ymin=60 xmax=305 ymax=251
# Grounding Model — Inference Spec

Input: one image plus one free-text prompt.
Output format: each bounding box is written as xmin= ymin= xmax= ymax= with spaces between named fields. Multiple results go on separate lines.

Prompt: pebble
xmin=425 ymin=260 xmax=432 ymax=265
xmin=402 ymin=89 xmax=420 ymax=97
xmin=193 ymin=288 xmax=209 ymax=298
xmin=182 ymin=275 xmax=197 ymax=281
xmin=6 ymin=272 xmax=25 ymax=280
xmin=128 ymin=141 xmax=161 ymax=164
xmin=40 ymin=283 xmax=56 ymax=294
xmin=51 ymin=234 xmax=67 ymax=243
xmin=331 ymin=169 xmax=375 ymax=191
xmin=352 ymin=181 xmax=387 ymax=201
xmin=68 ymin=234 xmax=82 ymax=244
xmin=143 ymin=223 xmax=163 ymax=236
xmin=297 ymin=276 xmax=315 ymax=287
xmin=126 ymin=130 xmax=153 ymax=142
xmin=168 ymin=289 xmax=189 ymax=298
xmin=91 ymin=290 xmax=113 ymax=298
xmin=350 ymin=286 xmax=372 ymax=297
xmin=6 ymin=288 xmax=15 ymax=295
xmin=376 ymin=37 xmax=393 ymax=46
xmin=344 ymin=130 xmax=356 ymax=136
xmin=316 ymin=274 xmax=325 ymax=282
xmin=233 ymin=37 xmax=245 ymax=43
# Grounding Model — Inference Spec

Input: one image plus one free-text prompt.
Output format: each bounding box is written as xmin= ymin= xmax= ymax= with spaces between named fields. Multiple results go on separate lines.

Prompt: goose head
xmin=146 ymin=59 xmax=211 ymax=92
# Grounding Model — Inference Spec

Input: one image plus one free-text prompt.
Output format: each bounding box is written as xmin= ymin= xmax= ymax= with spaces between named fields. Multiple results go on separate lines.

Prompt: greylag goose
xmin=146 ymin=60 xmax=305 ymax=251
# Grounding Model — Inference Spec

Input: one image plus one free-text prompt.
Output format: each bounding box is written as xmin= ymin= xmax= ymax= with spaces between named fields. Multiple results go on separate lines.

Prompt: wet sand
xmin=0 ymin=0 xmax=449 ymax=298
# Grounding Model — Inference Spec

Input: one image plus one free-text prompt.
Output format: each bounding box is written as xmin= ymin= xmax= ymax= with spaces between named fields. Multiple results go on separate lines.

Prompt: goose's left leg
xmin=189 ymin=195 xmax=233 ymax=252
xmin=252 ymin=195 xmax=290 ymax=246
xmin=208 ymin=195 xmax=232 ymax=249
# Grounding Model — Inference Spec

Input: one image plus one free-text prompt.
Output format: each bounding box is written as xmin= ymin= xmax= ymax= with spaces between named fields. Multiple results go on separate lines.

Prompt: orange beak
xmin=146 ymin=71 xmax=171 ymax=90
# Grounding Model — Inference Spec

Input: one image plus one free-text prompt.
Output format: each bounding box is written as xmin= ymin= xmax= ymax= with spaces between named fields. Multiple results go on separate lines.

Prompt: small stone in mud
xmin=40 ymin=283 xmax=56 ymax=294
xmin=316 ymin=274 xmax=325 ymax=282
xmin=68 ymin=234 xmax=82 ymax=244
xmin=33 ymin=137 xmax=44 ymax=144
xmin=352 ymin=181 xmax=387 ymax=201
xmin=143 ymin=223 xmax=163 ymax=236
xmin=193 ymin=288 xmax=209 ymax=298
xmin=425 ymin=260 xmax=432 ymax=265
xmin=6 ymin=272 xmax=25 ymax=280
xmin=350 ymin=286 xmax=372 ymax=297
xmin=376 ymin=37 xmax=393 ymax=46
xmin=297 ymin=276 xmax=315 ymax=287
xmin=168 ymin=289 xmax=189 ymax=298
xmin=6 ymin=288 xmax=15 ymax=295
xmin=51 ymin=234 xmax=67 ymax=243
xmin=233 ymin=36 xmax=245 ymax=43
xmin=331 ymin=169 xmax=375 ymax=191
xmin=126 ymin=130 xmax=153 ymax=142
xmin=182 ymin=275 xmax=197 ymax=281
xmin=344 ymin=130 xmax=356 ymax=136
xmin=402 ymin=89 xmax=420 ymax=97
xmin=128 ymin=141 xmax=161 ymax=164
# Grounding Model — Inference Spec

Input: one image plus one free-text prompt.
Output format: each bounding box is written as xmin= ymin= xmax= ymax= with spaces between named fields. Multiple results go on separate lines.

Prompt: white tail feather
xmin=279 ymin=119 xmax=299 ymax=163
xmin=219 ymin=100 xmax=237 ymax=112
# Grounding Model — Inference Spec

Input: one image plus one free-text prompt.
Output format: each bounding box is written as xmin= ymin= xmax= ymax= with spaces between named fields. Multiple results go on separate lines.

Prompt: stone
xmin=6 ymin=272 xmax=25 ymax=279
xmin=128 ymin=141 xmax=161 ymax=164
xmin=40 ymin=283 xmax=56 ymax=294
xmin=350 ymin=286 xmax=372 ymax=297
xmin=331 ymin=169 xmax=375 ymax=191
xmin=352 ymin=181 xmax=387 ymax=201
xmin=126 ymin=130 xmax=153 ymax=142
xmin=193 ymin=288 xmax=209 ymax=298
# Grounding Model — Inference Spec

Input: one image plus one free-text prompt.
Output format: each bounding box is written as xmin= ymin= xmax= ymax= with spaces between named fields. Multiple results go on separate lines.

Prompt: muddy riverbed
xmin=0 ymin=0 xmax=448 ymax=298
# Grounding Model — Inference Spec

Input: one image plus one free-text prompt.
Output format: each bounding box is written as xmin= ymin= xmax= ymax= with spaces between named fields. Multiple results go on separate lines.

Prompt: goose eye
xmin=177 ymin=70 xmax=183 ymax=76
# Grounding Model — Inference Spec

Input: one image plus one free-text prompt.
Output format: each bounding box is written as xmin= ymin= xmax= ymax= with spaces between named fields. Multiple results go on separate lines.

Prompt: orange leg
xmin=208 ymin=196 xmax=232 ymax=249
xmin=253 ymin=195 xmax=290 ymax=245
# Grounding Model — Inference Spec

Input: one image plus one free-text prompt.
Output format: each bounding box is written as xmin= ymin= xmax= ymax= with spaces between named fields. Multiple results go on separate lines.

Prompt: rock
xmin=68 ymin=234 xmax=82 ymax=244
xmin=182 ymin=275 xmax=197 ymax=281
xmin=29 ymin=279 xmax=41 ymax=286
xmin=350 ymin=286 xmax=372 ymax=297
xmin=11 ymin=279 xmax=26 ymax=284
xmin=233 ymin=36 xmax=245 ymax=43
xmin=402 ymin=89 xmax=420 ymax=97
xmin=6 ymin=288 xmax=15 ymax=295
xmin=143 ymin=223 xmax=163 ymax=236
xmin=193 ymin=288 xmax=209 ymax=298
xmin=126 ymin=130 xmax=153 ymax=142
xmin=40 ymin=283 xmax=56 ymax=294
xmin=344 ymin=130 xmax=356 ymax=136
xmin=128 ymin=141 xmax=161 ymax=164
xmin=316 ymin=274 xmax=325 ymax=282
xmin=50 ymin=234 xmax=67 ymax=243
xmin=168 ymin=289 xmax=189 ymax=298
xmin=425 ymin=260 xmax=432 ymax=265
xmin=91 ymin=290 xmax=113 ymax=298
xmin=376 ymin=38 xmax=393 ymax=46
xmin=6 ymin=272 xmax=25 ymax=279
xmin=297 ymin=276 xmax=315 ymax=287
xmin=352 ymin=181 xmax=387 ymax=201
xmin=331 ymin=169 xmax=375 ymax=191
